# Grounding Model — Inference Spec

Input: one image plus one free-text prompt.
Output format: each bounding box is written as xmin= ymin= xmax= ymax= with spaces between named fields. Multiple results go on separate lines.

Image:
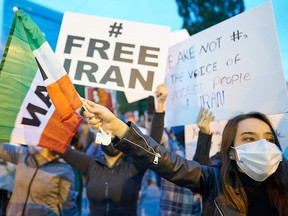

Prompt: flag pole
xmin=13 ymin=7 xmax=18 ymax=12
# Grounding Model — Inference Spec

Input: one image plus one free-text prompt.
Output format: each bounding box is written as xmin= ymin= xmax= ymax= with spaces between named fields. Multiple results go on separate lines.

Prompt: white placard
xmin=124 ymin=29 xmax=190 ymax=103
xmin=168 ymin=29 xmax=190 ymax=46
xmin=165 ymin=2 xmax=288 ymax=127
xmin=56 ymin=12 xmax=170 ymax=95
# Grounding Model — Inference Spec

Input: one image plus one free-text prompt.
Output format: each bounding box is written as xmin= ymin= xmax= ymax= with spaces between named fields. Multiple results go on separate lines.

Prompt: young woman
xmin=61 ymin=84 xmax=168 ymax=216
xmin=84 ymin=101 xmax=288 ymax=216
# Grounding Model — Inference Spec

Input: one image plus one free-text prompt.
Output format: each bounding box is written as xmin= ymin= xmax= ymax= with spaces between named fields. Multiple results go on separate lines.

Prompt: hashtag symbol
xmin=109 ymin=22 xmax=123 ymax=38
xmin=230 ymin=30 xmax=243 ymax=42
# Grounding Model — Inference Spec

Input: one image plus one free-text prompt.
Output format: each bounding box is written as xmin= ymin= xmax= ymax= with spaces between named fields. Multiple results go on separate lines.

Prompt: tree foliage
xmin=176 ymin=0 xmax=245 ymax=35
xmin=117 ymin=1 xmax=245 ymax=116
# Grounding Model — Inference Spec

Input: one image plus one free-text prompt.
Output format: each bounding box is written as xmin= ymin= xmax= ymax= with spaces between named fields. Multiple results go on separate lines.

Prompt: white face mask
xmin=231 ymin=139 xmax=283 ymax=182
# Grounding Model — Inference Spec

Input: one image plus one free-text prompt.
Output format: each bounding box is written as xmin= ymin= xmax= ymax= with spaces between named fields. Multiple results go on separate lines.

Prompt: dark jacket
xmin=192 ymin=131 xmax=223 ymax=215
xmin=193 ymin=131 xmax=212 ymax=165
xmin=62 ymin=147 xmax=146 ymax=216
xmin=62 ymin=112 xmax=165 ymax=216
xmin=113 ymin=123 xmax=287 ymax=216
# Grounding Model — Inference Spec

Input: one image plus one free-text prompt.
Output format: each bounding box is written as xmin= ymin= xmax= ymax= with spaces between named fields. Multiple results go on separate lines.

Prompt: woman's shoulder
xmin=125 ymin=156 xmax=147 ymax=173
xmin=200 ymin=165 xmax=222 ymax=198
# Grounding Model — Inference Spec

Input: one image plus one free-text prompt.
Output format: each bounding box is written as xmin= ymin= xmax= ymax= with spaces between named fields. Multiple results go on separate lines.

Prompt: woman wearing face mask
xmin=84 ymin=101 xmax=288 ymax=216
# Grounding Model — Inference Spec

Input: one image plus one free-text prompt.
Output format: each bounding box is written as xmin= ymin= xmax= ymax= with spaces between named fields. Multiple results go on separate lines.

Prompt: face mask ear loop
xmin=229 ymin=147 xmax=236 ymax=160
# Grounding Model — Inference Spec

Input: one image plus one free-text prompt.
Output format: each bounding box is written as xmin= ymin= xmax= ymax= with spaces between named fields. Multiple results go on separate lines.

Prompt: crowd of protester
xmin=1 ymin=83 xmax=288 ymax=216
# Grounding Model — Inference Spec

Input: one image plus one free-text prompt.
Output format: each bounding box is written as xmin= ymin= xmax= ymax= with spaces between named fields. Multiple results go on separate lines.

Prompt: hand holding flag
xmin=82 ymin=99 xmax=111 ymax=146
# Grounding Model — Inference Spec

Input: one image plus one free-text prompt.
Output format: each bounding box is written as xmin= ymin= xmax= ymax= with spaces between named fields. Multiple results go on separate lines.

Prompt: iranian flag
xmin=0 ymin=9 xmax=83 ymax=153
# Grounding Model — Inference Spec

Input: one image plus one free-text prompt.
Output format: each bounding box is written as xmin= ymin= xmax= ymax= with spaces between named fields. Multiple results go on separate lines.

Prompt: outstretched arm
xmin=83 ymin=100 xmax=211 ymax=195
xmin=61 ymin=146 xmax=96 ymax=176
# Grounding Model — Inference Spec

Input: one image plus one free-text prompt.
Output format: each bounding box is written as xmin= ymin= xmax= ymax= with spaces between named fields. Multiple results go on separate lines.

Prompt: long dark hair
xmin=220 ymin=112 xmax=287 ymax=215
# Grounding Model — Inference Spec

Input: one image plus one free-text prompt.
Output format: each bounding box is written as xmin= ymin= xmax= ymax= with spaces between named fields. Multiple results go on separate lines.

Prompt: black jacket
xmin=62 ymin=112 xmax=165 ymax=216
xmin=113 ymin=123 xmax=287 ymax=216
xmin=193 ymin=131 xmax=213 ymax=165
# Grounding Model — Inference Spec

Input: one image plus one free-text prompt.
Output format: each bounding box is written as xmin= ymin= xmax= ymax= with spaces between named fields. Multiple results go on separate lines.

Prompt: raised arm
xmin=61 ymin=146 xmax=95 ymax=176
xmin=150 ymin=83 xmax=168 ymax=143
xmin=193 ymin=108 xmax=214 ymax=165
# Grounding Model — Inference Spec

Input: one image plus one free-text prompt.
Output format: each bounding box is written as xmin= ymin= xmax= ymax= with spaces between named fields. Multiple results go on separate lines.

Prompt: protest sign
xmin=165 ymin=2 xmax=288 ymax=127
xmin=56 ymin=12 xmax=170 ymax=95
xmin=124 ymin=29 xmax=190 ymax=103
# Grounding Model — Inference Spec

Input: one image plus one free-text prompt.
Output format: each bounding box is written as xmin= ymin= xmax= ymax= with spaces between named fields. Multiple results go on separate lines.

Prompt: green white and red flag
xmin=0 ymin=9 xmax=83 ymax=153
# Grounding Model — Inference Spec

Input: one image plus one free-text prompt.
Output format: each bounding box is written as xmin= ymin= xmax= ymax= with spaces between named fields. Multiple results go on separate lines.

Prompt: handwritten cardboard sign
xmin=56 ymin=12 xmax=170 ymax=94
xmin=165 ymin=2 xmax=288 ymax=127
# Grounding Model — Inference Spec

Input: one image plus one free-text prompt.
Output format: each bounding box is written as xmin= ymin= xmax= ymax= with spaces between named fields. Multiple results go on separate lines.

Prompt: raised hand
xmin=155 ymin=83 xmax=169 ymax=112
xmin=197 ymin=108 xmax=215 ymax=134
